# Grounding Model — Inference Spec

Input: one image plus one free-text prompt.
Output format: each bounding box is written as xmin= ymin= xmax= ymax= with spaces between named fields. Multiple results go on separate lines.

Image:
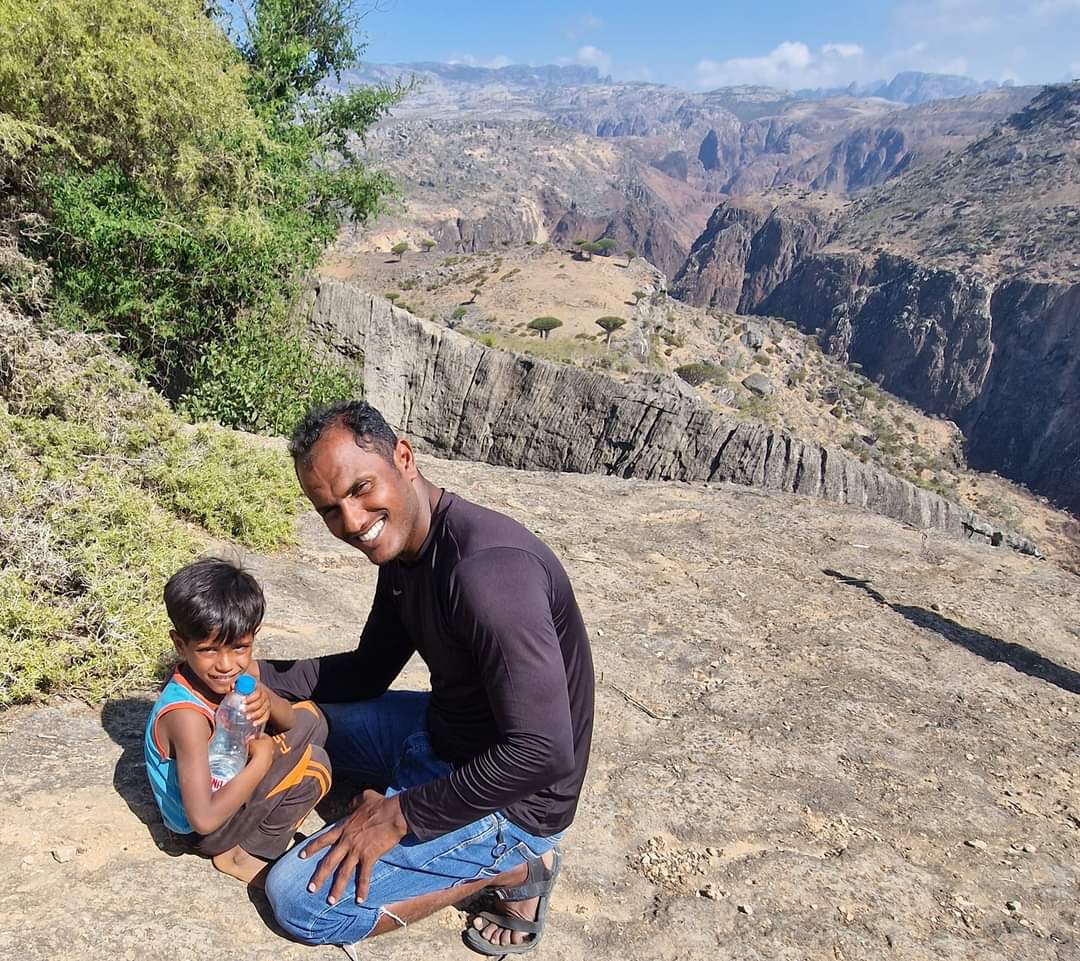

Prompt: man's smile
xmin=355 ymin=516 xmax=386 ymax=546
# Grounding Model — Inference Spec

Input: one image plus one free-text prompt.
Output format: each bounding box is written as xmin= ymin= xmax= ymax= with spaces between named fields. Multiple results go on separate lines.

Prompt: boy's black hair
xmin=288 ymin=399 xmax=398 ymax=467
xmin=164 ymin=557 xmax=265 ymax=645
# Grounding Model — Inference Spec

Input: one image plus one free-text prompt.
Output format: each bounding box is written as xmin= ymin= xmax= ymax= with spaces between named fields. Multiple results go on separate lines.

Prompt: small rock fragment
xmin=737 ymin=903 xmax=753 ymax=916
xmin=51 ymin=846 xmax=76 ymax=864
xmin=1006 ymin=900 xmax=1022 ymax=913
xmin=965 ymin=839 xmax=987 ymax=850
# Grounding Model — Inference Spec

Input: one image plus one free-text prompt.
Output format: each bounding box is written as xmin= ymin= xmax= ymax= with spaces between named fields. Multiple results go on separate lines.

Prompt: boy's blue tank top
xmin=143 ymin=671 xmax=216 ymax=834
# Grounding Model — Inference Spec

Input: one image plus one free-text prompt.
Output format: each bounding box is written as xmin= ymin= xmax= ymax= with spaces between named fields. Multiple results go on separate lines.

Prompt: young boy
xmin=144 ymin=557 xmax=331 ymax=884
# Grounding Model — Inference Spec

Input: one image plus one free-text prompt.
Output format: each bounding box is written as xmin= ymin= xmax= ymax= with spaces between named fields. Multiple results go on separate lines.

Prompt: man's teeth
xmin=359 ymin=518 xmax=385 ymax=543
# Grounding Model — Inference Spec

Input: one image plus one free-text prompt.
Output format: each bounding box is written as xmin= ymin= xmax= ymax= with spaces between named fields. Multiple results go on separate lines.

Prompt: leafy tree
xmin=468 ymin=286 xmax=483 ymax=304
xmin=595 ymin=315 xmax=626 ymax=348
xmin=391 ymin=241 xmax=409 ymax=261
xmin=594 ymin=238 xmax=617 ymax=257
xmin=1 ymin=0 xmax=399 ymax=431
xmin=527 ymin=316 xmax=562 ymax=340
xmin=631 ymin=290 xmax=646 ymax=305
xmin=421 ymin=238 xmax=436 ymax=252
xmin=624 ymin=248 xmax=637 ymax=266
xmin=449 ymin=305 xmax=467 ymax=327
xmin=385 ymin=292 xmax=400 ymax=304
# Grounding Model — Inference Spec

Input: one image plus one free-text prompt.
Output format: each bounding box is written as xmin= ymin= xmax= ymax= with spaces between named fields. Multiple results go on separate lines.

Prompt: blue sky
xmin=357 ymin=0 xmax=1080 ymax=89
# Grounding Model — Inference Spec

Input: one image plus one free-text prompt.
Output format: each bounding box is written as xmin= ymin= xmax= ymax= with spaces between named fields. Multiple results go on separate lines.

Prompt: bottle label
xmin=210 ymin=774 xmax=227 ymax=793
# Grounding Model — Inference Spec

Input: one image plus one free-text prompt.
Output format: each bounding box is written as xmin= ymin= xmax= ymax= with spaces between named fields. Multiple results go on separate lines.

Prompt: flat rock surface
xmin=2 ymin=454 xmax=1079 ymax=960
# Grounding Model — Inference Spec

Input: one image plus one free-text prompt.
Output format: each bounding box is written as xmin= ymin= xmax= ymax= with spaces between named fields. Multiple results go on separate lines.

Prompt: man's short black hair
xmin=164 ymin=558 xmax=265 ymax=645
xmin=289 ymin=400 xmax=398 ymax=466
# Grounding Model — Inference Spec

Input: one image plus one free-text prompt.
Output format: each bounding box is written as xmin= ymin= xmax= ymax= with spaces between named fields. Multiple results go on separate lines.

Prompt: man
xmin=260 ymin=400 xmax=595 ymax=955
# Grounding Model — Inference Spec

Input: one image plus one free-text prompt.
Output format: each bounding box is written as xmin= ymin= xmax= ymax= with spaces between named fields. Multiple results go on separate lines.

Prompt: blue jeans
xmin=265 ymin=691 xmax=561 ymax=945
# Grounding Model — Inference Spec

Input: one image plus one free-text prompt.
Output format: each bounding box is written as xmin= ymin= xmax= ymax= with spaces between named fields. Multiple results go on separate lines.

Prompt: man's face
xmin=297 ymin=425 xmax=425 ymax=565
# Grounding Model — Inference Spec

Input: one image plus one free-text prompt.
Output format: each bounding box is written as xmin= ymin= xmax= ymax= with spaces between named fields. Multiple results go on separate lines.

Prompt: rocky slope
xmin=307 ymin=278 xmax=1037 ymax=555
xmin=671 ymin=191 xmax=844 ymax=310
xmin=733 ymin=84 xmax=1080 ymax=514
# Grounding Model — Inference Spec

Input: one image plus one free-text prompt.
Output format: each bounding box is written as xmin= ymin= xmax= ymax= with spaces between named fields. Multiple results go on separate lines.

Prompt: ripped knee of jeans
xmin=378 ymin=906 xmax=408 ymax=931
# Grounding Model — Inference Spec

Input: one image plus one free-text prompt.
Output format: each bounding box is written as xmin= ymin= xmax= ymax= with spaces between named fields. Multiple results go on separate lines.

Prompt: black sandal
xmin=463 ymin=847 xmax=562 ymax=956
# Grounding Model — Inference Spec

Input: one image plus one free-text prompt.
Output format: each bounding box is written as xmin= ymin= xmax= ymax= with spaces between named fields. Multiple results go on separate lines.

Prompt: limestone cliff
xmin=759 ymin=253 xmax=1080 ymax=514
xmin=308 ymin=279 xmax=1038 ymax=555
xmin=671 ymin=194 xmax=840 ymax=311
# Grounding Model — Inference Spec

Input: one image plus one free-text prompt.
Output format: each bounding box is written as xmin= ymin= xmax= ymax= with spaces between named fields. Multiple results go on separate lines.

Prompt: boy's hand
xmin=243 ymin=680 xmax=272 ymax=731
xmin=247 ymin=734 xmax=276 ymax=770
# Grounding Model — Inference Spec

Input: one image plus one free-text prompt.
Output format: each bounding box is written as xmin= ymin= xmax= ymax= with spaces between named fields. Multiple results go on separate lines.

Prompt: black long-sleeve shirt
xmin=261 ymin=491 xmax=595 ymax=841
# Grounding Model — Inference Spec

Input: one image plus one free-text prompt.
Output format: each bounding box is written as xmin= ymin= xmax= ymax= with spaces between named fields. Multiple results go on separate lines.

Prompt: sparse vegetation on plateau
xmin=596 ymin=315 xmax=626 ymax=347
xmin=528 ymin=316 xmax=563 ymax=339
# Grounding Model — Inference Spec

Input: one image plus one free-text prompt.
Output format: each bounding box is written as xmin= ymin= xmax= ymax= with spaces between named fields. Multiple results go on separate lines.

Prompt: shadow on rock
xmin=824 ymin=569 xmax=1080 ymax=696
xmin=100 ymin=697 xmax=193 ymax=857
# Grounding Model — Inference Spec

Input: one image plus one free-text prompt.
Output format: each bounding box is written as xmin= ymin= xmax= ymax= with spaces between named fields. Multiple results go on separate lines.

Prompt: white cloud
xmin=695 ymin=41 xmax=868 ymax=90
xmin=563 ymin=13 xmax=604 ymax=41
xmin=575 ymin=45 xmax=612 ymax=73
xmin=822 ymin=42 xmax=864 ymax=59
xmin=897 ymin=0 xmax=1080 ymax=35
xmin=446 ymin=53 xmax=513 ymax=69
xmin=1034 ymin=0 xmax=1080 ymax=15
xmin=935 ymin=56 xmax=970 ymax=75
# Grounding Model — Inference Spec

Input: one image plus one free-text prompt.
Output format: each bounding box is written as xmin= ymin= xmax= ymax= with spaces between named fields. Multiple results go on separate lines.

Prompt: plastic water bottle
xmin=208 ymin=674 xmax=259 ymax=792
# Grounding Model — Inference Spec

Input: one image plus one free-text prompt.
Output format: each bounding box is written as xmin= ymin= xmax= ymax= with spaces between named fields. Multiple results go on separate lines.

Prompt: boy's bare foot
xmin=212 ymin=845 xmax=270 ymax=886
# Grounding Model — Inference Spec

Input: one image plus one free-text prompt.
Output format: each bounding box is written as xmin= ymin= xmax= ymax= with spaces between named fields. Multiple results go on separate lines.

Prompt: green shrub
xmin=182 ymin=309 xmax=360 ymax=436
xmin=0 ymin=573 xmax=78 ymax=703
xmin=675 ymin=362 xmax=727 ymax=387
xmin=0 ymin=309 xmax=301 ymax=704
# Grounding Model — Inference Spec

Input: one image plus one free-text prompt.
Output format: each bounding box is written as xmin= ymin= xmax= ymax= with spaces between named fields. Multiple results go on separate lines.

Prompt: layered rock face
xmin=809 ymin=126 xmax=913 ymax=193
xmin=550 ymin=180 xmax=691 ymax=281
xmin=671 ymin=195 xmax=839 ymax=311
xmin=670 ymin=201 xmax=768 ymax=310
xmin=308 ymin=278 xmax=1038 ymax=554
xmin=758 ymin=253 xmax=1080 ymax=514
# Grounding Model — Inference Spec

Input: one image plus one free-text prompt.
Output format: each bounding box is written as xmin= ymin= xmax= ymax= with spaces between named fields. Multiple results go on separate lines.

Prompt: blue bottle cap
xmin=234 ymin=674 xmax=256 ymax=696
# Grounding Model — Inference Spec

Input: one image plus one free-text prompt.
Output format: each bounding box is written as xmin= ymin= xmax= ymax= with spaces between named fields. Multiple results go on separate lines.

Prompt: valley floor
xmin=2 ymin=455 xmax=1078 ymax=960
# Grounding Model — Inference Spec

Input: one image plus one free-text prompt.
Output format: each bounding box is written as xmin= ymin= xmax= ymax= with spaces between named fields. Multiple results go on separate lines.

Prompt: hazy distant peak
xmin=795 ymin=71 xmax=1004 ymax=105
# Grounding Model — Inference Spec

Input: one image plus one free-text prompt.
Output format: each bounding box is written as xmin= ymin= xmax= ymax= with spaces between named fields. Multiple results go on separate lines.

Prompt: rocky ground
xmin=2 ymin=453 xmax=1079 ymax=960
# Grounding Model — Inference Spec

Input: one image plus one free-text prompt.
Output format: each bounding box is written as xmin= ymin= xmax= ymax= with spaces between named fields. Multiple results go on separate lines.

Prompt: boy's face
xmin=172 ymin=629 xmax=256 ymax=698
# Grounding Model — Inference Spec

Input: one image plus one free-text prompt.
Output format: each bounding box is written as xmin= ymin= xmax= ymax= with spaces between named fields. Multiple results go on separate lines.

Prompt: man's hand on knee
xmin=299 ymin=790 xmax=409 ymax=905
